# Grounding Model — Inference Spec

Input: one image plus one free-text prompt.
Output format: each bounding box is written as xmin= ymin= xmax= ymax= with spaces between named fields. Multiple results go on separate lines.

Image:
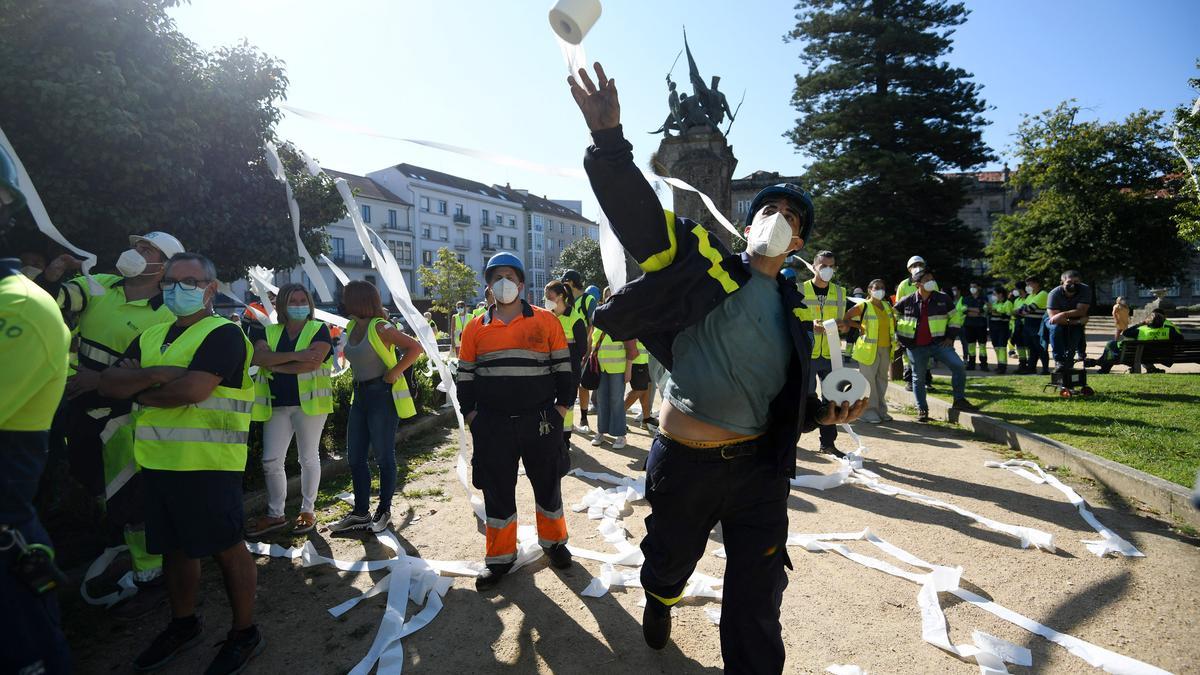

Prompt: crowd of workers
xmin=2 ymin=62 xmax=1189 ymax=675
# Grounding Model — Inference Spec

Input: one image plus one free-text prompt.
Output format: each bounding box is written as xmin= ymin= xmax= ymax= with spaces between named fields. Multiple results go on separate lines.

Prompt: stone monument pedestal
xmin=1137 ymin=288 xmax=1179 ymax=322
xmin=652 ymin=130 xmax=738 ymax=251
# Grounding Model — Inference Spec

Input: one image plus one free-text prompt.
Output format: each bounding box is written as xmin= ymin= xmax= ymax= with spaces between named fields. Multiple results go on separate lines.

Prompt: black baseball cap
xmin=561 ymin=269 xmax=583 ymax=286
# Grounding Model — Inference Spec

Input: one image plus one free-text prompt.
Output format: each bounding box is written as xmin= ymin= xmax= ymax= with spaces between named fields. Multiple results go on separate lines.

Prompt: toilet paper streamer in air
xmin=986 ymin=459 xmax=1143 ymax=558
xmin=262 ymin=141 xmax=335 ymax=303
xmin=0 ymin=125 xmax=103 ymax=296
xmin=820 ymin=318 xmax=868 ymax=405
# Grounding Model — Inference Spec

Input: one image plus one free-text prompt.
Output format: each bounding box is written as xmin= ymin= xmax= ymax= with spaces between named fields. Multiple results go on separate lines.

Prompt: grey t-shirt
xmin=1047 ymin=283 xmax=1093 ymax=324
xmin=664 ymin=270 xmax=792 ymax=436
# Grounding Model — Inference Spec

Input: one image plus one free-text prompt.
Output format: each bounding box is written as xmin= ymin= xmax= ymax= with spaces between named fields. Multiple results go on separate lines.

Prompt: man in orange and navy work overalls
xmin=457 ymin=252 xmax=577 ymax=591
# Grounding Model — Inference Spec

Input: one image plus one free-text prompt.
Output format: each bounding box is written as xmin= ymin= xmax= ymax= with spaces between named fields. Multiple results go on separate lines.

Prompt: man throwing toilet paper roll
xmin=568 ymin=62 xmax=865 ymax=674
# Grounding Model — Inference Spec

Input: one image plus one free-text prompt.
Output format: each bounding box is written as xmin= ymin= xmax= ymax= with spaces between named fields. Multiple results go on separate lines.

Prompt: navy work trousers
xmin=640 ymin=434 xmax=791 ymax=674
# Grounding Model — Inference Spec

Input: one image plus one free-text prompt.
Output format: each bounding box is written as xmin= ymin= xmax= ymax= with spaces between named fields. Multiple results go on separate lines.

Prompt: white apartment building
xmin=369 ymin=163 xmax=525 ymax=303
xmin=227 ymin=164 xmax=597 ymax=310
xmin=225 ymin=169 xmax=415 ymax=307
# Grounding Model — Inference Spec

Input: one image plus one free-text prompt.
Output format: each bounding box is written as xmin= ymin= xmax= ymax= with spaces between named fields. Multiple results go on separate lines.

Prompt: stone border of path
xmin=886 ymin=382 xmax=1199 ymax=530
xmin=243 ymin=407 xmax=457 ymax=515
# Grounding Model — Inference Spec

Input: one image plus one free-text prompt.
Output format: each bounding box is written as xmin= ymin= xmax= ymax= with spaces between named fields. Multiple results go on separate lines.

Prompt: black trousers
xmin=641 ymin=434 xmax=792 ymax=674
xmin=470 ymin=407 xmax=569 ymax=570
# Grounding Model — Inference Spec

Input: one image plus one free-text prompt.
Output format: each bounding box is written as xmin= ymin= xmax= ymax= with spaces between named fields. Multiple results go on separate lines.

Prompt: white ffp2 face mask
xmin=871 ymin=289 xmax=885 ymax=300
xmin=923 ymin=280 xmax=938 ymax=292
xmin=491 ymin=278 xmax=520 ymax=305
xmin=817 ymin=266 xmax=835 ymax=282
xmin=746 ymin=210 xmax=795 ymax=258
xmin=116 ymin=249 xmax=148 ymax=277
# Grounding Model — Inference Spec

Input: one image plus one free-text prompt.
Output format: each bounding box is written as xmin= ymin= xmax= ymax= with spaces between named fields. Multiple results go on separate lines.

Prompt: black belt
xmin=352 ymin=377 xmax=388 ymax=388
xmin=657 ymin=434 xmax=760 ymax=461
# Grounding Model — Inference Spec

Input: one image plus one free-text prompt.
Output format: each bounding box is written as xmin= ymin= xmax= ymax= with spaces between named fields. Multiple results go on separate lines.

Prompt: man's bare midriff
xmin=659 ymin=400 xmax=749 ymax=442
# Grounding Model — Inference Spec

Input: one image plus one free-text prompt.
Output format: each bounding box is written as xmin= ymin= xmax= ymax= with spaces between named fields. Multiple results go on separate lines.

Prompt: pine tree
xmin=786 ymin=0 xmax=993 ymax=289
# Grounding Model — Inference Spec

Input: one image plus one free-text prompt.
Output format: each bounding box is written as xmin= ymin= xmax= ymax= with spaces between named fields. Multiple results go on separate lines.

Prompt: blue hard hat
xmin=747 ymin=183 xmax=815 ymax=241
xmin=484 ymin=251 xmax=525 ymax=283
xmin=781 ymin=267 xmax=797 ymax=281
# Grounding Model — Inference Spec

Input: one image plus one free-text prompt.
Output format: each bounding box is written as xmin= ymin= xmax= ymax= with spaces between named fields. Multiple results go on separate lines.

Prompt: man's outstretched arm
xmin=569 ymin=63 xmax=677 ymax=270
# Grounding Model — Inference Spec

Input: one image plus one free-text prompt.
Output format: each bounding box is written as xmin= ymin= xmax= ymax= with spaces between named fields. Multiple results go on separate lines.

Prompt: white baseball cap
xmin=129 ymin=231 xmax=185 ymax=259
xmin=906 ymin=255 xmax=926 ymax=269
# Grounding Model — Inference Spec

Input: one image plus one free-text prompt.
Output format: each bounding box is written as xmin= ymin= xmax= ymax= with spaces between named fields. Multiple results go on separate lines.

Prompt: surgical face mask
xmin=1064 ymin=282 xmax=1077 ymax=293
xmin=457 ymin=307 xmax=466 ymax=314
xmin=286 ymin=305 xmax=309 ymax=321
xmin=163 ymin=285 xmax=208 ymax=316
xmin=817 ymin=266 xmax=835 ymax=282
xmin=116 ymin=248 xmax=149 ymax=277
xmin=871 ymin=289 xmax=885 ymax=300
xmin=923 ymin=280 xmax=938 ymax=292
xmin=970 ymin=286 xmax=979 ymax=295
xmin=1025 ymin=285 xmax=1034 ymax=294
xmin=990 ymin=294 xmax=1000 ymax=303
xmin=491 ymin=278 xmax=519 ymax=305
xmin=21 ymin=266 xmax=42 ymax=279
xmin=746 ymin=210 xmax=795 ymax=258
xmin=1011 ymin=289 xmax=1019 ymax=298
xmin=543 ymin=298 xmax=557 ymax=311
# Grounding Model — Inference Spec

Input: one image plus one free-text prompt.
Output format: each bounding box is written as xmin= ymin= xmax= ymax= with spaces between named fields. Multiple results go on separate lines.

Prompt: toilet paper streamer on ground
xmin=820 ymin=318 xmax=868 ymax=405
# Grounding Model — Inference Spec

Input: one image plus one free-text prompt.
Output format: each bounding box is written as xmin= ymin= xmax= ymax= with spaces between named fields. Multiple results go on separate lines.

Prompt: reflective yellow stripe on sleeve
xmin=639 ymin=209 xmax=679 ymax=273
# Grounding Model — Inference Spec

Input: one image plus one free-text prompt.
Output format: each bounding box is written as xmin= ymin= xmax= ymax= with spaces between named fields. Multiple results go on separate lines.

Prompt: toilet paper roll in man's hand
xmin=549 ymin=0 xmax=602 ymax=45
xmin=821 ymin=368 xmax=869 ymax=405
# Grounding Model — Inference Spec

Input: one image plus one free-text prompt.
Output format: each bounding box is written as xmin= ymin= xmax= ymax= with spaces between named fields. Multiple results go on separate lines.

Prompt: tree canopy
xmin=418 ymin=247 xmax=478 ymax=320
xmin=553 ymin=237 xmax=605 ymax=290
xmin=986 ymin=102 xmax=1188 ymax=287
xmin=0 ymin=0 xmax=344 ymax=279
xmin=786 ymin=0 xmax=992 ymax=288
xmin=1171 ymin=61 xmax=1200 ymax=245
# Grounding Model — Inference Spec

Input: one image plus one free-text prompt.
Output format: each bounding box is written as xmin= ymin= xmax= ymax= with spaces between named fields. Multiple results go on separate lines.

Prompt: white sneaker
xmin=370 ymin=510 xmax=391 ymax=533
xmin=633 ymin=413 xmax=644 ymax=423
xmin=612 ymin=436 xmax=627 ymax=449
xmin=573 ymin=424 xmax=591 ymax=435
xmin=591 ymin=434 xmax=606 ymax=446
xmin=329 ymin=513 xmax=371 ymax=533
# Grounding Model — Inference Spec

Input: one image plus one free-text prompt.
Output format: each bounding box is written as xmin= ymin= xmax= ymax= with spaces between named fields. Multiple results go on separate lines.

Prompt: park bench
xmin=1116 ymin=339 xmax=1200 ymax=373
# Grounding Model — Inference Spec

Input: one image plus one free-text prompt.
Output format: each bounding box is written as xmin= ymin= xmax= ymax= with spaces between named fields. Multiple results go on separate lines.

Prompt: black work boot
xmin=546 ymin=544 xmax=573 ymax=570
xmin=475 ymin=566 xmax=508 ymax=592
xmin=966 ymin=357 xmax=976 ymax=371
xmin=642 ymin=596 xmax=672 ymax=650
xmin=980 ymin=357 xmax=988 ymax=370
xmin=996 ymin=364 xmax=1007 ymax=374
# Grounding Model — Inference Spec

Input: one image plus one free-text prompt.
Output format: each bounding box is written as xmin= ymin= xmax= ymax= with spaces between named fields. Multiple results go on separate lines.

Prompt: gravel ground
xmin=64 ymin=410 xmax=1200 ymax=674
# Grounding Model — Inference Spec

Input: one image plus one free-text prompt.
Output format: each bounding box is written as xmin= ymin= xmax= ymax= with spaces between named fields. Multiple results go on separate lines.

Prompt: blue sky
xmin=170 ymin=0 xmax=1199 ymax=219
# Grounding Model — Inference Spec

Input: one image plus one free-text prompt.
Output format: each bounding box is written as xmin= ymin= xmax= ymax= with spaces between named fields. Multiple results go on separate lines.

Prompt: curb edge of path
xmin=885 ymin=382 xmax=1199 ymax=531
xmin=242 ymin=407 xmax=458 ymax=515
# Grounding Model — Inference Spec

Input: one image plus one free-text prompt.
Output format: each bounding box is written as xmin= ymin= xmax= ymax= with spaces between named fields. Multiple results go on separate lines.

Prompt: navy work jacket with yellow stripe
xmin=583 ymin=125 xmax=821 ymax=477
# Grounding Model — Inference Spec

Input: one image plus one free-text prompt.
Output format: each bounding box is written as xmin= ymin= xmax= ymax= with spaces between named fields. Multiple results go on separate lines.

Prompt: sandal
xmin=292 ymin=512 xmax=316 ymax=535
xmin=245 ymin=515 xmax=288 ymax=538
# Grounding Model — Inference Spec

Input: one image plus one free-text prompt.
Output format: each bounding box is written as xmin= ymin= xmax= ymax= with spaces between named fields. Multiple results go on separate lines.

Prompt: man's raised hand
xmin=568 ymin=62 xmax=620 ymax=132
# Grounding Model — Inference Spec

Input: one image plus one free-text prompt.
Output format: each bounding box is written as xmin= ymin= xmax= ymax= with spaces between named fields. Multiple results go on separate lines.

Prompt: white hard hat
xmin=129 ymin=231 xmax=185 ymax=259
xmin=906 ymin=255 xmax=926 ymax=269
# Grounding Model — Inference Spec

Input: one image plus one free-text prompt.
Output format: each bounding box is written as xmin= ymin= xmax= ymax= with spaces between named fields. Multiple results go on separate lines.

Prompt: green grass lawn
xmin=925 ymin=374 xmax=1200 ymax=487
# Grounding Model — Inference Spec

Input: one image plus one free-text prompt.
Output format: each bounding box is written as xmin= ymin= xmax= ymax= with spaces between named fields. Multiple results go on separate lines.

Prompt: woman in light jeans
xmin=246 ymin=283 xmax=334 ymax=536
xmin=844 ymin=279 xmax=897 ymax=424
xmin=329 ymin=281 xmax=423 ymax=534
xmin=590 ymin=287 xmax=636 ymax=449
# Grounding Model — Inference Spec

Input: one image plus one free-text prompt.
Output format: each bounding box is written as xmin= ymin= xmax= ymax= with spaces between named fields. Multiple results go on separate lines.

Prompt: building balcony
xmin=481 ymin=241 xmax=497 ymax=254
xmin=454 ymin=238 xmax=471 ymax=251
xmin=480 ymin=219 xmax=495 ymax=230
xmin=382 ymin=222 xmax=413 ymax=233
xmin=452 ymin=213 xmax=471 ymax=225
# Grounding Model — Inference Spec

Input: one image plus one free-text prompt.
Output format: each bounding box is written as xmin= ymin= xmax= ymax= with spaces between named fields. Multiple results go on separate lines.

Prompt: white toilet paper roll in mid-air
xmin=821 ymin=318 xmax=868 ymax=405
xmin=549 ymin=0 xmax=602 ymax=45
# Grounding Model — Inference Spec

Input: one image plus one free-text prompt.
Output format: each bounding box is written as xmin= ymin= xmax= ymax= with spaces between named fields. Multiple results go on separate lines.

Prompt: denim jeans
xmin=907 ymin=343 xmax=966 ymax=410
xmin=1023 ymin=318 xmax=1048 ymax=368
xmin=346 ymin=379 xmax=400 ymax=515
xmin=596 ymin=372 xmax=627 ymax=437
xmin=1047 ymin=321 xmax=1086 ymax=367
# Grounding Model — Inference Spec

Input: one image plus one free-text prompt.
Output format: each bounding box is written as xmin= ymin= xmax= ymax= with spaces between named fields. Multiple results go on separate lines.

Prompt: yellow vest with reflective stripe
xmin=347 ymin=317 xmax=417 ymax=419
xmin=1136 ymin=324 xmax=1171 ymax=341
xmin=798 ymin=280 xmax=846 ymax=359
xmin=75 ymin=274 xmax=176 ymax=371
xmin=592 ymin=328 xmax=627 ymax=374
xmin=633 ymin=340 xmax=649 ymax=365
xmin=133 ymin=316 xmax=254 ymax=472
xmin=251 ymin=321 xmax=333 ymax=421
xmin=852 ymin=302 xmax=897 ymax=365
xmin=557 ymin=304 xmax=584 ymax=344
